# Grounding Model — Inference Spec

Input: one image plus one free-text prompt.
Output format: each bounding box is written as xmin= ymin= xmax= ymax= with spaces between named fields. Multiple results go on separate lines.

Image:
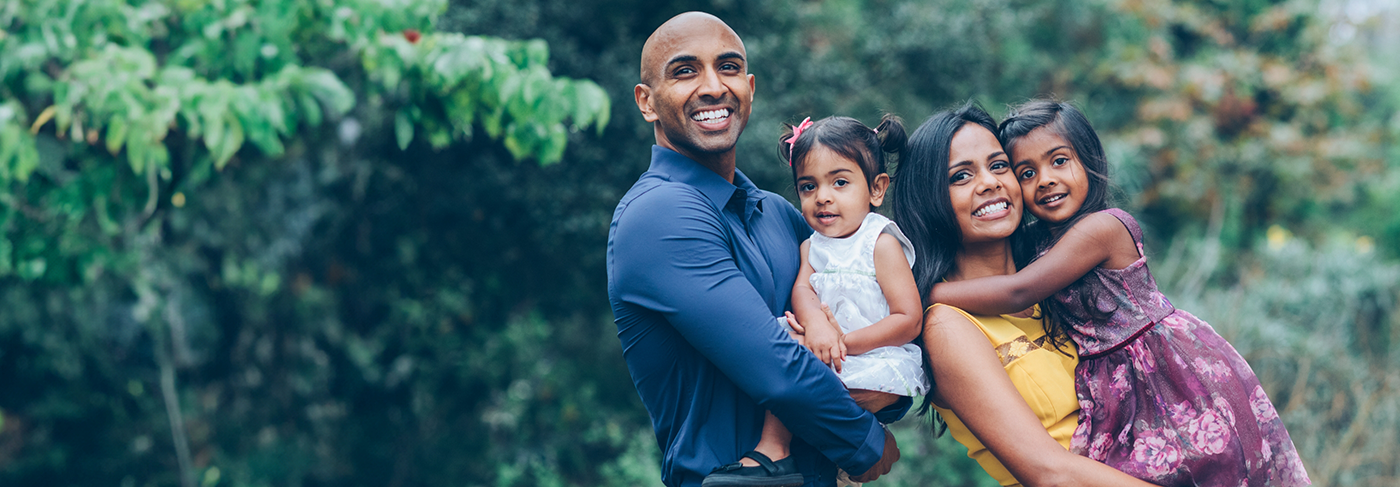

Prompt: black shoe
xmin=701 ymin=451 xmax=804 ymax=487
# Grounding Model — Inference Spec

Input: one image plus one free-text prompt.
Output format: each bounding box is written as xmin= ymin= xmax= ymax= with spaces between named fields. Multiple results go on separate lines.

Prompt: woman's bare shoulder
xmin=924 ymin=303 xmax=979 ymax=328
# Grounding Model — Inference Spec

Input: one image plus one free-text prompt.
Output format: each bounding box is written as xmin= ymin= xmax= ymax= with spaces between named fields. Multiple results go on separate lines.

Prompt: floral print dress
xmin=1059 ymin=209 xmax=1309 ymax=486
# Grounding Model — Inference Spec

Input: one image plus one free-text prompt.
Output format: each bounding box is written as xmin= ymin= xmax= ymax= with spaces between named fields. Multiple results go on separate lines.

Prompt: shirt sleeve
xmin=611 ymin=185 xmax=885 ymax=474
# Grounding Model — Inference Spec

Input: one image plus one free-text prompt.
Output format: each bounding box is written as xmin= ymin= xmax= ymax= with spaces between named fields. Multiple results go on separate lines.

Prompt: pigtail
xmin=875 ymin=113 xmax=908 ymax=172
xmin=776 ymin=122 xmax=798 ymax=167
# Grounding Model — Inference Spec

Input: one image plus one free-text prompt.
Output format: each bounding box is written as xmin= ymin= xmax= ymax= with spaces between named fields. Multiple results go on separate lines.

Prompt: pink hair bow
xmin=787 ymin=117 xmax=813 ymax=164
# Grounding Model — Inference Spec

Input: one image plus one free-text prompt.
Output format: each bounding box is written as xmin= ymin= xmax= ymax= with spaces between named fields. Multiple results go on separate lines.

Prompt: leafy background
xmin=1 ymin=0 xmax=1397 ymax=486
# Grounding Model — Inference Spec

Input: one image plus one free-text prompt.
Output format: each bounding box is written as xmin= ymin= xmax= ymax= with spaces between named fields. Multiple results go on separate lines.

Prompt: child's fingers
xmin=785 ymin=311 xmax=805 ymax=334
xmin=821 ymin=304 xmax=839 ymax=329
xmin=784 ymin=322 xmax=801 ymax=340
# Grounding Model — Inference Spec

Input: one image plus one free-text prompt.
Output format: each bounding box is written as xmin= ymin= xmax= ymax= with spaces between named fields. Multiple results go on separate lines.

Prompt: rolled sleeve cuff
xmin=874 ymin=395 xmax=912 ymax=424
xmin=837 ymin=418 xmax=887 ymax=476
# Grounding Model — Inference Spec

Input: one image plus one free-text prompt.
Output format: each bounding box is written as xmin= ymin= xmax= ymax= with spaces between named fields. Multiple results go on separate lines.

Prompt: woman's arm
xmin=790 ymin=240 xmax=847 ymax=369
xmin=930 ymin=213 xmax=1140 ymax=315
xmin=843 ymin=233 xmax=922 ymax=355
xmin=922 ymin=305 xmax=1153 ymax=487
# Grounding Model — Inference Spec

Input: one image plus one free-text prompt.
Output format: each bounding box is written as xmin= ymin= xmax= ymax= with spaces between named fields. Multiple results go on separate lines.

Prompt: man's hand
xmin=851 ymin=426 xmax=900 ymax=482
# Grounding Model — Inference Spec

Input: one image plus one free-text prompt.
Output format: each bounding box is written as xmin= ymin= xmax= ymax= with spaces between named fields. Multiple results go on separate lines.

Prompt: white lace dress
xmin=806 ymin=213 xmax=929 ymax=397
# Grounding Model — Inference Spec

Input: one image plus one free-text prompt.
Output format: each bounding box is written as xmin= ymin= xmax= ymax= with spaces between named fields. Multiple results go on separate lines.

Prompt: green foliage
xmin=362 ymin=33 xmax=610 ymax=159
xmin=0 ymin=0 xmax=611 ymax=486
xmin=0 ymin=0 xmax=609 ymax=288
xmin=0 ymin=0 xmax=607 ymax=185
xmin=1079 ymin=0 xmax=1393 ymax=250
xmin=1159 ymin=233 xmax=1400 ymax=486
xmin=0 ymin=100 xmax=39 ymax=181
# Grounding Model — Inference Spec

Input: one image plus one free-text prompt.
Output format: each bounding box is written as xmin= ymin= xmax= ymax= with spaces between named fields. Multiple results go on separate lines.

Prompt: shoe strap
xmin=742 ymin=450 xmax=781 ymax=475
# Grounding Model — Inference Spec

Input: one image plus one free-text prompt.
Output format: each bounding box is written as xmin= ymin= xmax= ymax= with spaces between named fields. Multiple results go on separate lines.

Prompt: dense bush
xmin=0 ymin=1 xmax=613 ymax=486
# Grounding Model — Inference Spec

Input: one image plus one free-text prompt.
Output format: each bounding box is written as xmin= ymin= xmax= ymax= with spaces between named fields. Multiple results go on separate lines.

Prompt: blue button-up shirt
xmin=607 ymin=146 xmax=886 ymax=487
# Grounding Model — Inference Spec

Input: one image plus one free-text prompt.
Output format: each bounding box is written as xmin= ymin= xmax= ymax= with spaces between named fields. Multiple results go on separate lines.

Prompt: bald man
xmin=607 ymin=12 xmax=900 ymax=487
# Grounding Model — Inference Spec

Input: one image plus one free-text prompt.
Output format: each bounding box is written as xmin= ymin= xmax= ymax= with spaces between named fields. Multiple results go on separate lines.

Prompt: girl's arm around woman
xmin=930 ymin=213 xmax=1140 ymax=314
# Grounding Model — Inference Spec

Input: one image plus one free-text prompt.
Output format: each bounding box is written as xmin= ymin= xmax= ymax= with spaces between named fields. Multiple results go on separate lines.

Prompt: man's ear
xmin=635 ymin=84 xmax=658 ymax=122
xmin=869 ymin=173 xmax=891 ymax=207
xmin=747 ymin=73 xmax=755 ymax=103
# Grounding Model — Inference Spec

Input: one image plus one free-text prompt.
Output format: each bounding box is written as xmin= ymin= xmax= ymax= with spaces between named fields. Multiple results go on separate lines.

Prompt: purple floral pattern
xmin=1060 ymin=209 xmax=1309 ymax=486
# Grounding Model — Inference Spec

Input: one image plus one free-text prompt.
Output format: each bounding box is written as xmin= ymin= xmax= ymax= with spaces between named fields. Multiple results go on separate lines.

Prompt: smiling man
xmin=606 ymin=12 xmax=900 ymax=487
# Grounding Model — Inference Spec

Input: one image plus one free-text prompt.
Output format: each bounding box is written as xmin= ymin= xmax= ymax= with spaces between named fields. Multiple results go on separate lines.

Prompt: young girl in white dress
xmin=704 ymin=115 xmax=928 ymax=487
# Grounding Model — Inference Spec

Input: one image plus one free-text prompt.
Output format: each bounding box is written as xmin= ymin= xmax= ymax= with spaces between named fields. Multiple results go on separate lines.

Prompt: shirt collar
xmin=649 ymin=145 xmax=765 ymax=217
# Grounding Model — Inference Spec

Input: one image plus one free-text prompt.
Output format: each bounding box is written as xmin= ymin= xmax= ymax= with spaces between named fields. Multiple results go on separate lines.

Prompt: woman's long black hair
xmin=998 ymin=100 xmax=1115 ymax=328
xmin=888 ymin=101 xmax=1001 ymax=435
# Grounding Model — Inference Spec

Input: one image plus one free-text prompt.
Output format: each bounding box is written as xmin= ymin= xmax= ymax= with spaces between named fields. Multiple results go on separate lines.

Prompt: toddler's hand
xmin=821 ymin=304 xmax=847 ymax=364
xmin=783 ymin=311 xmax=805 ymax=335
xmin=803 ymin=307 xmax=846 ymax=373
xmin=781 ymin=313 xmax=806 ymax=347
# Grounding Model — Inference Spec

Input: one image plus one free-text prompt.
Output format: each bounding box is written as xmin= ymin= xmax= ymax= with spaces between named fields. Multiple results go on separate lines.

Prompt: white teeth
xmin=1042 ymin=194 xmax=1065 ymax=204
xmin=691 ymin=109 xmax=730 ymax=122
xmin=974 ymin=201 xmax=1008 ymax=217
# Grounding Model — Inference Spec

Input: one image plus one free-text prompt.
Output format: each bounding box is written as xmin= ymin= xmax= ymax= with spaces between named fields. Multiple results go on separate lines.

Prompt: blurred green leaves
xmin=362 ymin=32 xmax=610 ymax=162
xmin=0 ymin=100 xmax=39 ymax=182
xmin=2 ymin=0 xmax=608 ymax=184
xmin=0 ymin=1 xmax=614 ymax=485
xmin=1085 ymin=0 xmax=1391 ymax=245
xmin=0 ymin=0 xmax=610 ymax=287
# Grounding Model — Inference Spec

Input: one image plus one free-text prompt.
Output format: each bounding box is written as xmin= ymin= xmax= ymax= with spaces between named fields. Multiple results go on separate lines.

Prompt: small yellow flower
xmin=1266 ymin=225 xmax=1290 ymax=250
xmin=1357 ymin=236 xmax=1374 ymax=254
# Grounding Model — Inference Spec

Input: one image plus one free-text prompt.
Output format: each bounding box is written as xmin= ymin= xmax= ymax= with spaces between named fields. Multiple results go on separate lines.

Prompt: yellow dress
xmin=930 ymin=304 xmax=1080 ymax=487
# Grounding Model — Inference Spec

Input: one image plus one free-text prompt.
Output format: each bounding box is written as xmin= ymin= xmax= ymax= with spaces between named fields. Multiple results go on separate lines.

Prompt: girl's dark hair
xmin=998 ymin=99 xmax=1115 ymax=329
xmin=889 ymin=101 xmax=1001 ymax=436
xmin=779 ymin=114 xmax=908 ymax=189
xmin=998 ymin=99 xmax=1111 ymax=237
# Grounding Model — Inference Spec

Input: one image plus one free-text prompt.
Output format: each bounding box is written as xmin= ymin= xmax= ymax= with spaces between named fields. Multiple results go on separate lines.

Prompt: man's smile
xmin=690 ymin=107 xmax=733 ymax=131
